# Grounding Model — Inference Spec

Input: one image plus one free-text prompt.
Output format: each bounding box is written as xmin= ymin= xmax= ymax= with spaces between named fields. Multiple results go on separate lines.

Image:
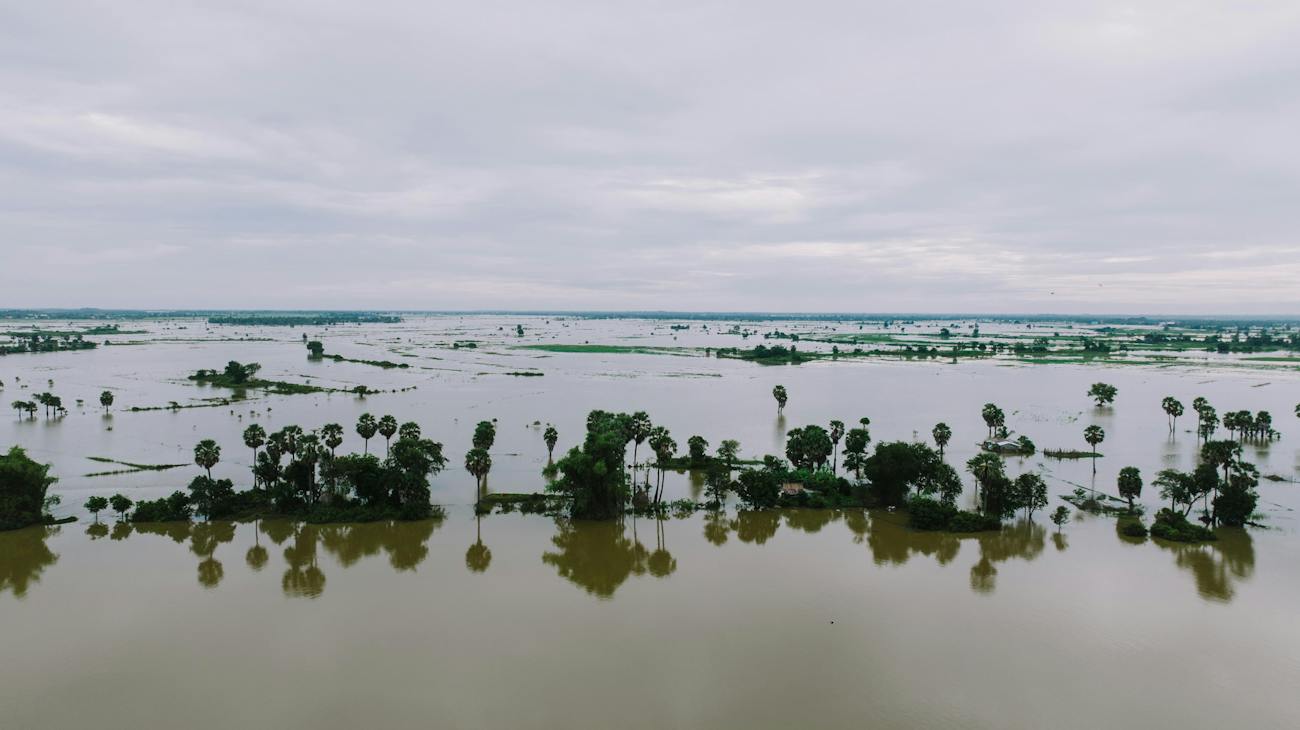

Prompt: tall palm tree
xmin=243 ymin=424 xmax=266 ymax=487
xmin=321 ymin=423 xmax=344 ymax=458
xmin=99 ymin=390 xmax=114 ymax=412
xmin=398 ymin=421 xmax=421 ymax=442
xmin=1161 ymin=397 xmax=1184 ymax=432
xmin=465 ymin=448 xmax=492 ymax=502
xmin=932 ymin=423 xmax=952 ymax=460
xmin=194 ymin=439 xmax=221 ymax=480
xmin=378 ymin=415 xmax=398 ymax=455
xmin=828 ymin=420 xmax=845 ymax=475
xmin=355 ymin=413 xmax=378 ymax=454
xmin=543 ymin=425 xmax=558 ymax=460
xmin=1083 ymin=425 xmax=1104 ymax=473
xmin=629 ymin=411 xmax=652 ymax=484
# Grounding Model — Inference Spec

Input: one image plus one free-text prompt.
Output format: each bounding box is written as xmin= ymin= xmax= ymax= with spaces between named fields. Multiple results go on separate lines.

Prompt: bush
xmin=0 ymin=446 xmax=58 ymax=531
xmin=131 ymin=491 xmax=193 ymax=522
xmin=949 ymin=511 xmax=1002 ymax=533
xmin=907 ymin=496 xmax=957 ymax=530
xmin=1149 ymin=509 xmax=1216 ymax=542
xmin=1120 ymin=519 xmax=1148 ymax=538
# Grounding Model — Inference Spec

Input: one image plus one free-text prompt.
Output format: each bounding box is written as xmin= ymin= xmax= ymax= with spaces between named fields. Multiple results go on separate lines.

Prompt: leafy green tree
xmin=465 ymin=448 xmax=492 ymax=500
xmin=1051 ymin=506 xmax=1070 ymax=531
xmin=1197 ymin=405 xmax=1218 ymax=441
xmin=355 ymin=413 xmax=378 ymax=454
xmin=716 ymin=439 xmax=740 ymax=472
xmin=966 ymin=452 xmax=1014 ymax=517
xmin=188 ymin=476 xmax=235 ymax=521
xmin=378 ymin=415 xmax=398 ymax=455
xmin=306 ymin=340 xmax=324 ymax=357
xmin=1161 ymin=397 xmax=1184 ymax=432
xmin=828 ymin=420 xmax=845 ymax=474
xmin=1087 ymin=382 xmax=1118 ymax=406
xmin=1117 ymin=466 xmax=1142 ymax=512
xmin=687 ymin=435 xmax=710 ymax=467
xmin=84 ymin=495 xmax=109 ymax=522
xmin=932 ymin=422 xmax=952 ymax=459
xmin=772 ymin=385 xmax=788 ymax=413
xmin=863 ymin=441 xmax=953 ymax=507
xmin=547 ymin=411 xmax=631 ymax=519
xmin=1154 ymin=469 xmax=1195 ymax=514
xmin=1013 ymin=473 xmax=1048 ymax=518
xmin=109 ymin=493 xmax=134 ymax=521
xmin=99 ymin=390 xmax=114 ymax=412
xmin=399 ymin=421 xmax=422 ymax=442
xmin=194 ymin=439 xmax=221 ymax=480
xmin=543 ymin=425 xmax=559 ymax=459
xmin=472 ymin=420 xmax=497 ymax=450
xmin=792 ymin=426 xmax=836 ymax=471
xmin=842 ymin=427 xmax=871 ymax=480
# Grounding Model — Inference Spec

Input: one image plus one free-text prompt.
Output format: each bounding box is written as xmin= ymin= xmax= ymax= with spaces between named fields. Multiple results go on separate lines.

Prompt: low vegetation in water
xmin=189 ymin=360 xmax=346 ymax=395
xmin=208 ymin=313 xmax=400 ymax=326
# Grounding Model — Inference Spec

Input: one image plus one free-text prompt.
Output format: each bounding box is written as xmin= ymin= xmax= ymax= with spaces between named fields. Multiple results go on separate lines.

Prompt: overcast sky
xmin=2 ymin=1 xmax=1298 ymax=313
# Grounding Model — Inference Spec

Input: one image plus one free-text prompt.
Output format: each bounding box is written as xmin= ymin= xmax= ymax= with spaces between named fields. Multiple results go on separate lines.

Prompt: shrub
xmin=0 ymin=446 xmax=58 ymax=531
xmin=1149 ymin=508 xmax=1216 ymax=542
xmin=907 ymin=496 xmax=957 ymax=530
xmin=131 ymin=491 xmax=193 ymax=522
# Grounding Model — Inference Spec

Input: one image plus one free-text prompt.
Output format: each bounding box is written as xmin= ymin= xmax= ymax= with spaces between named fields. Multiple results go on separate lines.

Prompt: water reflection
xmin=0 ymin=525 xmax=60 ymax=598
xmin=734 ymin=510 xmax=780 ymax=545
xmin=282 ymin=526 xmax=325 ymax=598
xmin=1154 ymin=529 xmax=1255 ymax=603
xmin=466 ymin=514 xmax=491 ymax=573
xmin=542 ymin=519 xmax=641 ymax=599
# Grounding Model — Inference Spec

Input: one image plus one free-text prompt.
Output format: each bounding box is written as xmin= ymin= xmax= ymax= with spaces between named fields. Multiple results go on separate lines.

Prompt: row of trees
xmin=1161 ymin=396 xmax=1279 ymax=442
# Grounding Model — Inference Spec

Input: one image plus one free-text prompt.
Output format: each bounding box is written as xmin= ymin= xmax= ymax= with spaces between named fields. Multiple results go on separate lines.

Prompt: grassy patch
xmin=519 ymin=344 xmax=696 ymax=356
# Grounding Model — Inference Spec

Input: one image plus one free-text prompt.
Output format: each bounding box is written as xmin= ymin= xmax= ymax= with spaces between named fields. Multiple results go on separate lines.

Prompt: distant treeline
xmin=209 ymin=313 xmax=401 ymax=326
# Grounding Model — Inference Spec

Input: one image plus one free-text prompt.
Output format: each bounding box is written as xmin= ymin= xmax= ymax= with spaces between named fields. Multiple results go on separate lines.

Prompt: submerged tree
xmin=109 ymin=493 xmax=133 ymax=521
xmin=465 ymin=448 xmax=492 ymax=502
xmin=1117 ymin=466 xmax=1142 ymax=513
xmin=84 ymin=495 xmax=109 ymax=522
xmin=99 ymin=390 xmax=114 ymax=412
xmin=548 ymin=411 xmax=632 ymax=519
xmin=1161 ymin=397 xmax=1184 ymax=432
xmin=1083 ymin=425 xmax=1105 ymax=463
xmin=981 ymin=403 xmax=1005 ymax=439
xmin=1087 ymin=382 xmax=1118 ymax=407
xmin=243 ymin=424 xmax=266 ymax=486
xmin=1051 ymin=506 xmax=1071 ymax=532
xmin=1013 ymin=473 xmax=1048 ymax=518
xmin=772 ymin=385 xmax=788 ymax=414
xmin=931 ymin=422 xmax=952 ymax=460
xmin=543 ymin=424 xmax=559 ymax=460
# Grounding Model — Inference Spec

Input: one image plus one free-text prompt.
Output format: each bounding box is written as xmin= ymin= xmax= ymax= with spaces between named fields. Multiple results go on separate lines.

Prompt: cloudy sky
xmin=2 ymin=1 xmax=1298 ymax=313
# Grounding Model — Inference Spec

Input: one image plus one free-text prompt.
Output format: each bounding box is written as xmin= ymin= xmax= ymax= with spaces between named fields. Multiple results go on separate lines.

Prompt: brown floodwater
xmin=2 ymin=314 xmax=1300 ymax=727
xmin=2 ymin=507 xmax=1298 ymax=729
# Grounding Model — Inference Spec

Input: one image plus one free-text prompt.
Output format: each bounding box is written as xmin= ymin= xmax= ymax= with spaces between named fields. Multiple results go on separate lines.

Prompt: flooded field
xmin=3 ymin=314 xmax=1300 ymax=728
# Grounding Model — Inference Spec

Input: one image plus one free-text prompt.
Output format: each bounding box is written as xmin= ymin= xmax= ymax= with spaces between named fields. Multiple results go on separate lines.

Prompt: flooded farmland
xmin=3 ymin=313 xmax=1300 ymax=729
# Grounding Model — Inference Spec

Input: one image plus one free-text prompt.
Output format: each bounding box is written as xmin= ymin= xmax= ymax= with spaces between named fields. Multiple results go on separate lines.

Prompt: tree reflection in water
xmin=0 ymin=525 xmax=60 ymax=599
xmin=702 ymin=509 xmax=730 ymax=546
xmin=190 ymin=521 xmax=236 ymax=589
xmin=86 ymin=522 xmax=109 ymax=540
xmin=282 ymin=525 xmax=325 ymax=598
xmin=245 ymin=519 xmax=268 ymax=572
xmin=734 ymin=510 xmax=780 ymax=545
xmin=1154 ymin=528 xmax=1254 ymax=603
xmin=466 ymin=513 xmax=491 ymax=573
xmin=543 ymin=516 xmax=678 ymax=599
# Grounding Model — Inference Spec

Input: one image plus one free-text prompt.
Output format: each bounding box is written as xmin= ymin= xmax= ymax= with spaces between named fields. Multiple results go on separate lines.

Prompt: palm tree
xmin=321 ymin=423 xmax=344 ymax=458
xmin=279 ymin=425 xmax=303 ymax=464
xmin=398 ymin=421 xmax=421 ymax=442
xmin=194 ymin=439 xmax=221 ymax=480
xmin=828 ymin=420 xmax=845 ymax=475
xmin=981 ymin=403 xmax=1005 ymax=438
xmin=543 ymin=425 xmax=558 ymax=460
xmin=465 ymin=448 xmax=492 ymax=502
xmin=243 ymin=424 xmax=266 ymax=487
xmin=932 ymin=423 xmax=952 ymax=459
xmin=629 ymin=411 xmax=652 ymax=484
xmin=355 ymin=413 xmax=378 ymax=454
xmin=772 ymin=385 xmax=788 ymax=414
xmin=1161 ymin=397 xmax=1184 ymax=432
xmin=99 ymin=390 xmax=114 ymax=412
xmin=378 ymin=415 xmax=398 ymax=455
xmin=11 ymin=400 xmax=25 ymax=420
xmin=1083 ymin=425 xmax=1104 ymax=473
